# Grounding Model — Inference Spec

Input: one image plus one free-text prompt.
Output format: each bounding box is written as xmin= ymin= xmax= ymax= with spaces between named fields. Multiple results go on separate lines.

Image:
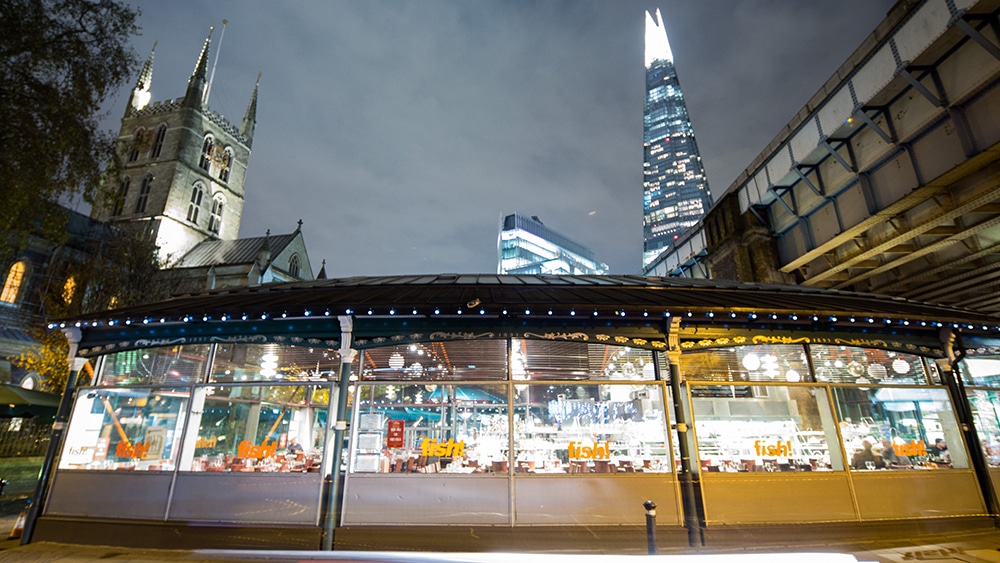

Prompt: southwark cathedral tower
xmin=92 ymin=30 xmax=259 ymax=262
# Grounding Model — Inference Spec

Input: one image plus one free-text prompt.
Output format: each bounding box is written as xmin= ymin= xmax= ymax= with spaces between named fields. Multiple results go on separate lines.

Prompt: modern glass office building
xmin=497 ymin=213 xmax=608 ymax=275
xmin=642 ymin=9 xmax=713 ymax=269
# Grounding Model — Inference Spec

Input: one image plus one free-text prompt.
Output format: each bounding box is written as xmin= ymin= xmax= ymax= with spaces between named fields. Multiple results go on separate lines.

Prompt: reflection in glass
xmin=60 ymin=387 xmax=189 ymax=471
xmin=811 ymin=345 xmax=927 ymax=385
xmin=690 ymin=384 xmax=841 ymax=472
xmin=960 ymin=357 xmax=1000 ymax=388
xmin=180 ymin=384 xmax=328 ymax=472
xmin=513 ymin=383 xmax=671 ymax=473
xmin=969 ymin=389 xmax=1000 ymax=467
xmin=211 ymin=343 xmax=341 ymax=383
xmin=361 ymin=341 xmax=507 ymax=381
xmin=351 ymin=383 xmax=508 ymax=473
xmin=515 ymin=340 xmax=656 ymax=381
xmin=681 ymin=344 xmax=808 ymax=385
xmin=98 ymin=346 xmax=210 ymax=386
xmin=833 ymin=386 xmax=966 ymax=470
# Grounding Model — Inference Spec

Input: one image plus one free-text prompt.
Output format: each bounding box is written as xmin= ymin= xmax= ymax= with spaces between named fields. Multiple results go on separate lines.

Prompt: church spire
xmin=128 ymin=42 xmax=156 ymax=111
xmin=184 ymin=28 xmax=212 ymax=108
xmin=241 ymin=72 xmax=260 ymax=147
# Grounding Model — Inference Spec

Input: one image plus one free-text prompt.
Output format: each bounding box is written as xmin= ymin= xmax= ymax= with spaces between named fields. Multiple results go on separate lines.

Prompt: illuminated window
xmin=134 ymin=174 xmax=152 ymax=214
xmin=111 ymin=177 xmax=129 ymax=217
xmin=62 ymin=276 xmax=76 ymax=303
xmin=108 ymin=295 xmax=119 ymax=309
xmin=151 ymin=124 xmax=167 ymax=158
xmin=186 ymin=184 xmax=204 ymax=223
xmin=1 ymin=261 xmax=27 ymax=304
xmin=208 ymin=194 xmax=224 ymax=234
xmin=199 ymin=134 xmax=213 ymax=171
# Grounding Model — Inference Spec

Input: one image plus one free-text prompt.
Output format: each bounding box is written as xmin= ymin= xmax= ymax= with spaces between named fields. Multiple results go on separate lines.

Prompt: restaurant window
xmin=833 ymin=386 xmax=966 ymax=471
xmin=969 ymin=389 xmax=1000 ymax=467
xmin=690 ymin=383 xmax=842 ymax=472
xmin=59 ymin=387 xmax=189 ymax=471
xmin=811 ymin=345 xmax=927 ymax=385
xmin=514 ymin=339 xmax=657 ymax=381
xmin=180 ymin=384 xmax=328 ymax=473
xmin=97 ymin=345 xmax=211 ymax=386
xmin=360 ymin=340 xmax=507 ymax=381
xmin=959 ymin=356 xmax=1000 ymax=388
xmin=351 ymin=383 xmax=508 ymax=474
xmin=513 ymin=382 xmax=672 ymax=474
xmin=681 ymin=344 xmax=809 ymax=385
xmin=210 ymin=343 xmax=342 ymax=383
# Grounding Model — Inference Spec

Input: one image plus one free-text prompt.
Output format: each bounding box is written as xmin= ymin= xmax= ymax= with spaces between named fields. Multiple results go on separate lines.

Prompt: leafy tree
xmin=46 ymin=223 xmax=172 ymax=318
xmin=13 ymin=223 xmax=170 ymax=390
xmin=14 ymin=326 xmax=73 ymax=393
xmin=0 ymin=0 xmax=140 ymax=267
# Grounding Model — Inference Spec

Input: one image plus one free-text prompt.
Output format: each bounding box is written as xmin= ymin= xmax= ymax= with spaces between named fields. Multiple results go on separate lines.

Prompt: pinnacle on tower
xmin=644 ymin=9 xmax=674 ymax=67
xmin=184 ymin=28 xmax=212 ymax=108
xmin=241 ymin=72 xmax=260 ymax=147
xmin=129 ymin=41 xmax=156 ymax=111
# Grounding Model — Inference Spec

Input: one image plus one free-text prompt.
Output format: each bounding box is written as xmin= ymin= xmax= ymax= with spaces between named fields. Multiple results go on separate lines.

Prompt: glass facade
xmin=497 ymin=213 xmax=609 ymax=275
xmin=62 ymin=338 xmax=975 ymax=480
xmin=642 ymin=9 xmax=713 ymax=268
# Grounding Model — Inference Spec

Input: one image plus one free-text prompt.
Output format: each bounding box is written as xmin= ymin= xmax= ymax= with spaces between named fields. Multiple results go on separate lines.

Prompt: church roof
xmin=176 ymin=232 xmax=298 ymax=268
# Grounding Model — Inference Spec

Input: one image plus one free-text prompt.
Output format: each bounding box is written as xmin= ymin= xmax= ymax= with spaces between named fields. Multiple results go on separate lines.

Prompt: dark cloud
xmin=100 ymin=1 xmax=895 ymax=276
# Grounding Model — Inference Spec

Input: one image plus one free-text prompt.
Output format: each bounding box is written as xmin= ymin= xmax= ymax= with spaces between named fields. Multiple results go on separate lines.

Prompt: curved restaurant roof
xmin=63 ymin=275 xmax=1000 ymax=335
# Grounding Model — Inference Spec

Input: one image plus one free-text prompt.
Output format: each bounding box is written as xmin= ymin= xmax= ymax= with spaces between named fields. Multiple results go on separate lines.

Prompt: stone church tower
xmin=92 ymin=30 xmax=258 ymax=263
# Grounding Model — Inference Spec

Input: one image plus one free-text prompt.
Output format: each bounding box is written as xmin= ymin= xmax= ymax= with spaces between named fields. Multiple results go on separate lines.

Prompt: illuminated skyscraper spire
xmin=642 ymin=9 xmax=712 ymax=269
xmin=644 ymin=8 xmax=673 ymax=66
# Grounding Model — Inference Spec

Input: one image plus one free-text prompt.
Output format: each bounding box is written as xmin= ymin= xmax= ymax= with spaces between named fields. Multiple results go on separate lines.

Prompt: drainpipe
xmin=940 ymin=327 xmax=1000 ymax=520
xmin=322 ymin=316 xmax=356 ymax=550
xmin=665 ymin=317 xmax=704 ymax=546
xmin=21 ymin=328 xmax=86 ymax=544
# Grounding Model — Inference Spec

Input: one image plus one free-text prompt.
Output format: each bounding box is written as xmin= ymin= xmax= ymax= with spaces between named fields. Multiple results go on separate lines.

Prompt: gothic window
xmin=1 ymin=260 xmax=28 ymax=304
xmin=134 ymin=174 xmax=153 ymax=214
xmin=208 ymin=194 xmax=224 ymax=234
xmin=288 ymin=254 xmax=300 ymax=277
xmin=219 ymin=147 xmax=234 ymax=182
xmin=199 ymin=134 xmax=214 ymax=171
xmin=62 ymin=276 xmax=76 ymax=304
xmin=187 ymin=184 xmax=204 ymax=224
xmin=151 ymin=124 xmax=167 ymax=158
xmin=127 ymin=128 xmax=145 ymax=162
xmin=111 ymin=177 xmax=130 ymax=217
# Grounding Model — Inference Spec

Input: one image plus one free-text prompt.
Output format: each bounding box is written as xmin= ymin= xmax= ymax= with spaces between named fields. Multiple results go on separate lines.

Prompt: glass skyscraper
xmin=498 ymin=213 xmax=609 ymax=275
xmin=642 ymin=9 xmax=713 ymax=269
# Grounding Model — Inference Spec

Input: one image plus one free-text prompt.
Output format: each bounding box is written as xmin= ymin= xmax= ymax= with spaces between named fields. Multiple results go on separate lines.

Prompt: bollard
xmin=643 ymin=500 xmax=657 ymax=555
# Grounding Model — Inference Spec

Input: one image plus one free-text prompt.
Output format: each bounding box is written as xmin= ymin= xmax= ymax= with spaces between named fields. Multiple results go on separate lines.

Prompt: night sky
xmin=91 ymin=1 xmax=897 ymax=276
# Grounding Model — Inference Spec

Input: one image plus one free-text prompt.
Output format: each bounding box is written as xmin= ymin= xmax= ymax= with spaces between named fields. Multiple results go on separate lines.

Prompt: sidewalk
xmin=1 ymin=531 xmax=1000 ymax=563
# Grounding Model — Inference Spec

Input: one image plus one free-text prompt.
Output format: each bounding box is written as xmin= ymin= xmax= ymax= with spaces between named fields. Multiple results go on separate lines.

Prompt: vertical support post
xmin=21 ymin=328 xmax=84 ymax=544
xmin=939 ymin=328 xmax=1000 ymax=520
xmin=666 ymin=318 xmax=704 ymax=547
xmin=643 ymin=500 xmax=657 ymax=554
xmin=322 ymin=316 xmax=356 ymax=551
